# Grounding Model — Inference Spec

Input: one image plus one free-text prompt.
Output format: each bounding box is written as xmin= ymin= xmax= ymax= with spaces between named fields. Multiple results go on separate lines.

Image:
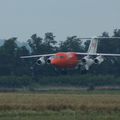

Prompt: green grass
xmin=0 ymin=92 xmax=120 ymax=111
xmin=30 ymin=89 xmax=120 ymax=95
xmin=0 ymin=91 xmax=119 ymax=119
xmin=0 ymin=110 xmax=120 ymax=120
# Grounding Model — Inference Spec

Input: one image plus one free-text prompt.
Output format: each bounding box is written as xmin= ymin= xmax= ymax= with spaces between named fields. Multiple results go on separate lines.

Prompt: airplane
xmin=21 ymin=37 xmax=120 ymax=73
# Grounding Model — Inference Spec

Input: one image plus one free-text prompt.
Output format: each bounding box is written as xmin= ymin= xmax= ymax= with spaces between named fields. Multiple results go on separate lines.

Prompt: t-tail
xmin=87 ymin=38 xmax=98 ymax=54
xmin=82 ymin=38 xmax=98 ymax=71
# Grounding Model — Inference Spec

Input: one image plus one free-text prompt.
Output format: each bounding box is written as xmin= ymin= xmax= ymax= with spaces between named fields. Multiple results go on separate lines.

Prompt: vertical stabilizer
xmin=87 ymin=38 xmax=98 ymax=53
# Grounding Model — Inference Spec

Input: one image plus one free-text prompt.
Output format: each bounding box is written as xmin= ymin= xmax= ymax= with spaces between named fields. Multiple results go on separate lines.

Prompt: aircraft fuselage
xmin=50 ymin=52 xmax=79 ymax=69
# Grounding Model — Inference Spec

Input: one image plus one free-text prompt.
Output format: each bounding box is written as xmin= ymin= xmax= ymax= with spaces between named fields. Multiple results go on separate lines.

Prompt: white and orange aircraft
xmin=21 ymin=37 xmax=120 ymax=72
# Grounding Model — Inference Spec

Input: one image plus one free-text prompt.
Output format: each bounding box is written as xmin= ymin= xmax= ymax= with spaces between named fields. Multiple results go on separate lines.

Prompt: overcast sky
xmin=0 ymin=0 xmax=120 ymax=42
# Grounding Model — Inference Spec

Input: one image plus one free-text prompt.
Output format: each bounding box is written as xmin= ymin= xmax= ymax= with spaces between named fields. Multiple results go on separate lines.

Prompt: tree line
xmin=0 ymin=32 xmax=85 ymax=76
xmin=0 ymin=29 xmax=120 ymax=77
xmin=0 ymin=29 xmax=120 ymax=88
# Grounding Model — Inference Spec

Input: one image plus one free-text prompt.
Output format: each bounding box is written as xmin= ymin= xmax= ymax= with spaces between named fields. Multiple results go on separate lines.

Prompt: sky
xmin=0 ymin=0 xmax=120 ymax=42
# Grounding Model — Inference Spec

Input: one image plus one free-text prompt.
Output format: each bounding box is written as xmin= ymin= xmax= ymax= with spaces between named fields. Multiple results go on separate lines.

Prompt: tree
xmin=84 ymin=40 xmax=90 ymax=52
xmin=2 ymin=37 xmax=18 ymax=55
xmin=15 ymin=46 xmax=30 ymax=76
xmin=59 ymin=36 xmax=84 ymax=52
xmin=92 ymin=30 xmax=120 ymax=75
xmin=98 ymin=30 xmax=120 ymax=53
xmin=16 ymin=46 xmax=30 ymax=56
xmin=0 ymin=37 xmax=18 ymax=75
xmin=28 ymin=34 xmax=43 ymax=54
xmin=44 ymin=32 xmax=57 ymax=46
xmin=43 ymin=32 xmax=57 ymax=53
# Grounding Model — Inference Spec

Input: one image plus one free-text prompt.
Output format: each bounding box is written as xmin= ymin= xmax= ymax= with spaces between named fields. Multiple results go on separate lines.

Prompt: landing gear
xmin=80 ymin=65 xmax=88 ymax=74
xmin=81 ymin=69 xmax=88 ymax=74
xmin=54 ymin=68 xmax=68 ymax=75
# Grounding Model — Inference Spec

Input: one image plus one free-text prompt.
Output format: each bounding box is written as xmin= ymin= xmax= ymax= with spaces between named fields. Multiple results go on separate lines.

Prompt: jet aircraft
xmin=21 ymin=37 xmax=120 ymax=72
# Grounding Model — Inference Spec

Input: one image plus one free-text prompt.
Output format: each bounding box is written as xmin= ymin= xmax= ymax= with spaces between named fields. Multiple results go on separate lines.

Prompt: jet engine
xmin=82 ymin=56 xmax=94 ymax=65
xmin=47 ymin=58 xmax=51 ymax=64
xmin=81 ymin=56 xmax=94 ymax=70
xmin=94 ymin=56 xmax=104 ymax=64
xmin=36 ymin=57 xmax=45 ymax=65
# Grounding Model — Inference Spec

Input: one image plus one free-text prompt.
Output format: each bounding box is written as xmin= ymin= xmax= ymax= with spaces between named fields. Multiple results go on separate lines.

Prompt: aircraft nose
xmin=51 ymin=59 xmax=57 ymax=66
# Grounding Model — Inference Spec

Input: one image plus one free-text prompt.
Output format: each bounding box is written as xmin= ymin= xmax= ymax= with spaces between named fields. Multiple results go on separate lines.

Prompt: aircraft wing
xmin=21 ymin=52 xmax=120 ymax=59
xmin=76 ymin=53 xmax=120 ymax=57
xmin=20 ymin=54 xmax=55 ymax=58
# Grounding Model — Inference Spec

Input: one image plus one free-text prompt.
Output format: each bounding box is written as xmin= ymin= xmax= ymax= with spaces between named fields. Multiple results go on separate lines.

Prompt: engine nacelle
xmin=36 ymin=57 xmax=45 ymax=65
xmin=46 ymin=56 xmax=53 ymax=64
xmin=81 ymin=56 xmax=94 ymax=67
xmin=94 ymin=56 xmax=104 ymax=64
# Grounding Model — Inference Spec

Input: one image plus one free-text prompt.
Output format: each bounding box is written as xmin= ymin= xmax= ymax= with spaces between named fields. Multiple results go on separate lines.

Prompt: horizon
xmin=0 ymin=0 xmax=120 ymax=42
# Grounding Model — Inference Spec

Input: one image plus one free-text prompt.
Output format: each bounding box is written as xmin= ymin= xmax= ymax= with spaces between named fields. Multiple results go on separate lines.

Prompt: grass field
xmin=0 ymin=90 xmax=120 ymax=120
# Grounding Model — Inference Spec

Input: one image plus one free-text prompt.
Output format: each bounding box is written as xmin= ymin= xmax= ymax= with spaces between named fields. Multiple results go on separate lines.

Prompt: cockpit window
xmin=52 ymin=56 xmax=59 ymax=59
xmin=52 ymin=55 xmax=64 ymax=59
